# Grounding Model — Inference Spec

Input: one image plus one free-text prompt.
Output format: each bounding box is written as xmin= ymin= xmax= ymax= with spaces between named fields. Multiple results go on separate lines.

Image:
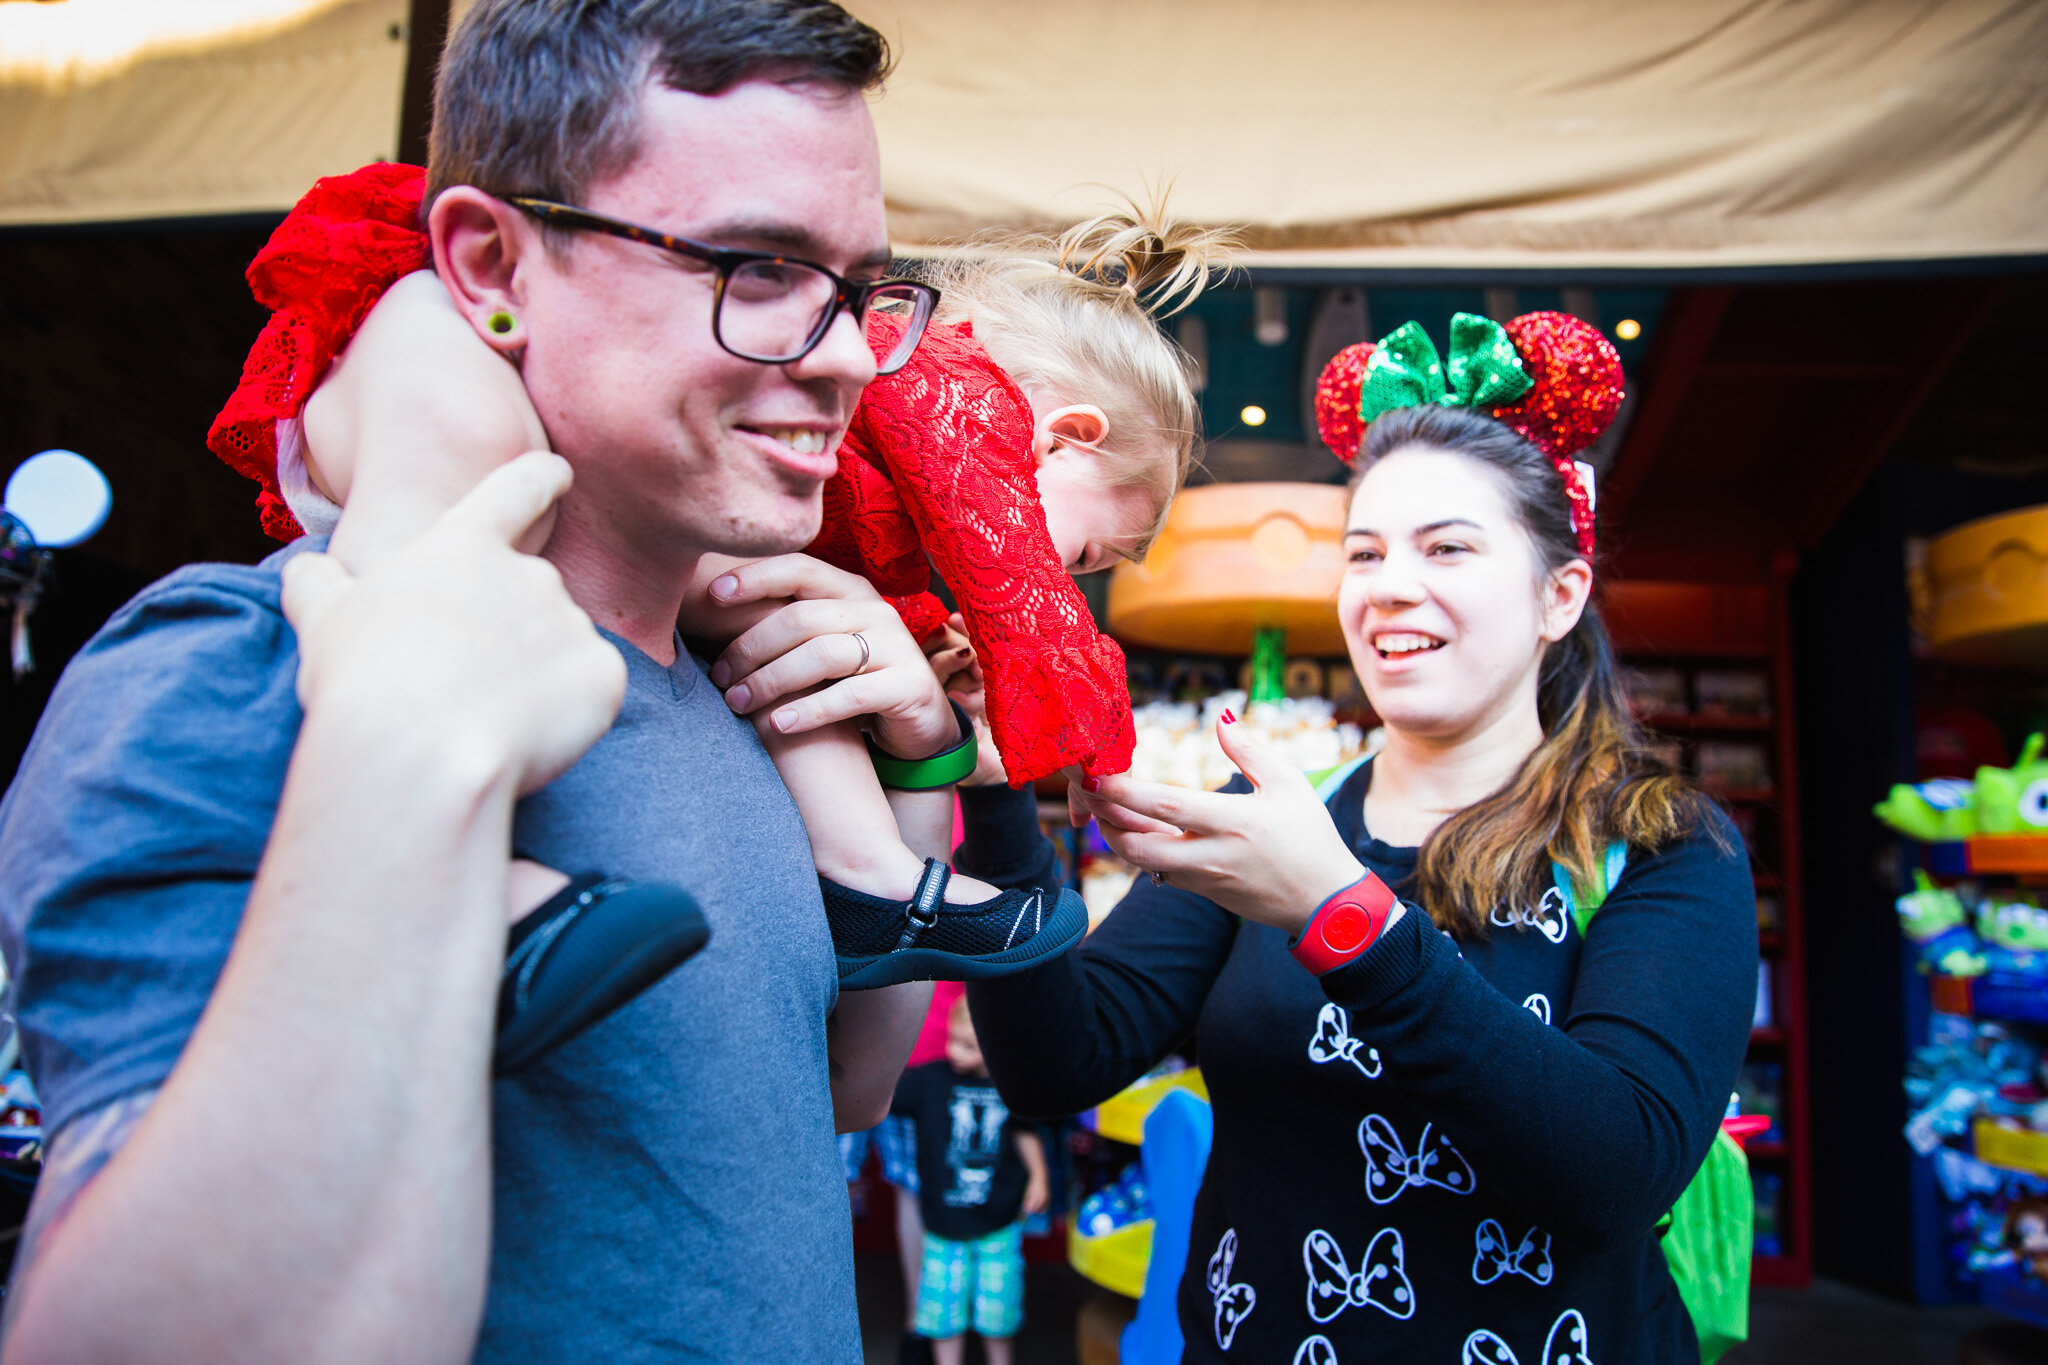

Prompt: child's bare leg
xmin=683 ymin=556 xmax=1001 ymax=905
xmin=306 ymin=270 xmax=549 ymax=574
xmin=896 ymin=1191 xmax=924 ymax=1331
xmin=506 ymin=860 xmax=572 ymax=925
xmin=760 ymin=720 xmax=1000 ymax=905
xmin=929 ymin=1336 xmax=965 ymax=1365
xmin=983 ymin=1335 xmax=1015 ymax=1365
xmin=302 ymin=271 xmax=566 ymax=926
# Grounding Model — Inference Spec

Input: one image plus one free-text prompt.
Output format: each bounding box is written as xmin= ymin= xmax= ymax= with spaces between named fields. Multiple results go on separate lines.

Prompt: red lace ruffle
xmin=207 ymin=163 xmax=431 ymax=540
xmin=828 ymin=323 xmax=1133 ymax=785
xmin=209 ymin=165 xmax=1135 ymax=785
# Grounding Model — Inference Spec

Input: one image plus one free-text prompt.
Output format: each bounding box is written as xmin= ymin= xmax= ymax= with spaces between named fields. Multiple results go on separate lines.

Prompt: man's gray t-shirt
xmin=0 ymin=542 xmax=858 ymax=1362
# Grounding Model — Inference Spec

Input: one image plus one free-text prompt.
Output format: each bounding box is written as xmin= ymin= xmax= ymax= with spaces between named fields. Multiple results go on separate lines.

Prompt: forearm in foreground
xmin=3 ymin=716 xmax=515 ymax=1365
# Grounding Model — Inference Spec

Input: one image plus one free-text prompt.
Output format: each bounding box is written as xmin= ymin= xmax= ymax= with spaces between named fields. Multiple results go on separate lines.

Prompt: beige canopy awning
xmin=4 ymin=0 xmax=2044 ymax=271
xmin=850 ymin=0 xmax=2048 ymax=270
xmin=0 ymin=0 xmax=406 ymax=227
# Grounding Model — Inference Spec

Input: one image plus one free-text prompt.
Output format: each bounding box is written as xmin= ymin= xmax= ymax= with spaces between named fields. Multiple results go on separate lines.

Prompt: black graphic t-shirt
xmin=958 ymin=762 xmax=1757 ymax=1364
xmin=894 ymin=1061 xmax=1029 ymax=1241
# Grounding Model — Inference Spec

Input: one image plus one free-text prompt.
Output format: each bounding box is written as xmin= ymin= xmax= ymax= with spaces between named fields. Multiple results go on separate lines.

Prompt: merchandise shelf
xmin=1069 ymin=1219 xmax=1151 ymax=1300
xmin=1619 ymin=573 xmax=1812 ymax=1285
xmin=1919 ymin=837 xmax=2048 ymax=878
xmin=1638 ymin=712 xmax=1775 ymax=735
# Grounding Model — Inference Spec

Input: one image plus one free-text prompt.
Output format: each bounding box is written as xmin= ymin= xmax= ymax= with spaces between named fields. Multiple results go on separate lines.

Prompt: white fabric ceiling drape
xmin=4 ymin=0 xmax=2043 ymax=270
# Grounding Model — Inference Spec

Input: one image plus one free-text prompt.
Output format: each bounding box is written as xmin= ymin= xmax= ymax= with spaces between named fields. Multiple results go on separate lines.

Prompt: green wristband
xmin=867 ymin=700 xmax=978 ymax=790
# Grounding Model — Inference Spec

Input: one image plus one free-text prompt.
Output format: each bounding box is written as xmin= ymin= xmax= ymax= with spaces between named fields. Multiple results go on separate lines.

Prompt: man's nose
xmin=789 ymin=306 xmax=879 ymax=391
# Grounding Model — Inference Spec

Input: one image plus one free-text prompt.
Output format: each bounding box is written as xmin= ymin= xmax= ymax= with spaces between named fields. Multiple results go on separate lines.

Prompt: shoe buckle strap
xmin=895 ymin=858 xmax=950 ymax=951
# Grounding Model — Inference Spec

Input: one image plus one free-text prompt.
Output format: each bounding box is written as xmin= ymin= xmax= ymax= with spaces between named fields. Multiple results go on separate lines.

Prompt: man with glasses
xmin=0 ymin=2 xmax=967 ymax=1359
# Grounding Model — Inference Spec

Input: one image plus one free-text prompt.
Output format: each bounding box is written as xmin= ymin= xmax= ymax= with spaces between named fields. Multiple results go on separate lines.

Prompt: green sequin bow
xmin=1356 ymin=312 xmax=1534 ymax=424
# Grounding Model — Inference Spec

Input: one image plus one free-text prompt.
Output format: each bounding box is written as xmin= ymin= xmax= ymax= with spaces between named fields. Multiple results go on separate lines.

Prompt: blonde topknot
xmin=1054 ymin=192 xmax=1235 ymax=319
xmin=920 ymin=190 xmax=1238 ymax=555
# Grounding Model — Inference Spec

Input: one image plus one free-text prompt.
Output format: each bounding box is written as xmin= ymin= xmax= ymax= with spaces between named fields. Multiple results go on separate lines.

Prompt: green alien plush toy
xmin=1970 ymin=733 xmax=2048 ymax=836
xmin=1874 ymin=778 xmax=1979 ymax=843
xmin=1874 ymin=733 xmax=2048 ymax=844
xmin=1979 ymin=894 xmax=2048 ymax=952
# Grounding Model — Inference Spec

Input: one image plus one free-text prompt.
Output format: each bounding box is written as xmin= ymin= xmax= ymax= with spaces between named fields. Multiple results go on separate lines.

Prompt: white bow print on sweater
xmin=1358 ymin=1113 xmax=1475 ymax=1203
xmin=1472 ymin=1219 xmax=1554 ymax=1286
xmin=1491 ymin=885 xmax=1569 ymax=944
xmin=1292 ymin=1334 xmax=1338 ymax=1365
xmin=1309 ymin=1003 xmax=1383 ymax=1079
xmin=1206 ymin=1229 xmax=1256 ymax=1350
xmin=1463 ymin=1309 xmax=1595 ymax=1365
xmin=1304 ymin=1227 xmax=1415 ymax=1322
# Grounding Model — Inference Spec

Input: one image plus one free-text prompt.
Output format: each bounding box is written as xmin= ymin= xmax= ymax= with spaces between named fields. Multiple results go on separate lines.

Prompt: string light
xmin=1614 ymin=318 xmax=1641 ymax=341
xmin=1240 ymin=405 xmax=1268 ymax=427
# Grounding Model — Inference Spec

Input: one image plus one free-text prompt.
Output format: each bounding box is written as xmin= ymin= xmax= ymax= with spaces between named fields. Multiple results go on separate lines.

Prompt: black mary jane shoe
xmin=826 ymin=858 xmax=1087 ymax=991
xmin=496 ymin=873 xmax=710 ymax=1074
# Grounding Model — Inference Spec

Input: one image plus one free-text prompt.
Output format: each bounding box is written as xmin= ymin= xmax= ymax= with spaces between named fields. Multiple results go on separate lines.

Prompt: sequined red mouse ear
xmin=1314 ymin=341 xmax=1377 ymax=465
xmin=1486 ymin=312 xmax=1625 ymax=461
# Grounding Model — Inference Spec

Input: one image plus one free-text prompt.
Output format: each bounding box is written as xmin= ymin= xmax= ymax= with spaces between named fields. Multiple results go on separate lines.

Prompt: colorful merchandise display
xmin=1127 ymin=691 xmax=1373 ymax=794
xmin=1884 ymin=769 xmax=2048 ymax=1324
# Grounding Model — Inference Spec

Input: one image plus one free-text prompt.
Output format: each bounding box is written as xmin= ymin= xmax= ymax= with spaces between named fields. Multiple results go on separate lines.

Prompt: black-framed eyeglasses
xmin=508 ymin=197 xmax=938 ymax=376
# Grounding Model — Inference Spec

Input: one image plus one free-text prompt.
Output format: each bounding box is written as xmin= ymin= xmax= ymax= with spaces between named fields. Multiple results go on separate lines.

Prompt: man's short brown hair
xmin=428 ymin=0 xmax=891 ymax=211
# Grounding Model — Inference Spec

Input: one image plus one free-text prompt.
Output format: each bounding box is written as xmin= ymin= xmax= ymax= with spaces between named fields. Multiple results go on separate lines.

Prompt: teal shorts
xmin=913 ymin=1223 xmax=1025 ymax=1340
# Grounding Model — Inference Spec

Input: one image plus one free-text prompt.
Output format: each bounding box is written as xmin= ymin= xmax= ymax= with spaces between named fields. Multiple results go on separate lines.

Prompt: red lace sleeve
xmin=844 ymin=324 xmax=1135 ymax=786
xmin=206 ymin=163 xmax=431 ymax=540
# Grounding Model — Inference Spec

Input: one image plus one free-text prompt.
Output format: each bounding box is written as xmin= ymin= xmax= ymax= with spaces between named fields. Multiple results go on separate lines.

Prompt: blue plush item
xmin=1077 ymin=1162 xmax=1151 ymax=1236
xmin=1119 ymin=1089 xmax=1213 ymax=1365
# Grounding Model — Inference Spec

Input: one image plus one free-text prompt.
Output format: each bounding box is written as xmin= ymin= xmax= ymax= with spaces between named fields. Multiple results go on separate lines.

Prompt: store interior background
xmin=5 ymin=210 xmax=2047 ymax=1359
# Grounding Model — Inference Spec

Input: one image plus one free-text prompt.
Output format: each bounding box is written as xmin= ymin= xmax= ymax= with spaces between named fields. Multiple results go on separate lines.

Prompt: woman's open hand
xmin=1068 ymin=714 xmax=1373 ymax=937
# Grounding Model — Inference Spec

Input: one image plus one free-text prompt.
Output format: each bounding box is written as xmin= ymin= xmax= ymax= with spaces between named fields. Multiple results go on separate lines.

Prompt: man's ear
xmin=1540 ymin=557 xmax=1594 ymax=644
xmin=428 ymin=187 xmax=537 ymax=354
xmin=1038 ymin=404 xmax=1110 ymax=463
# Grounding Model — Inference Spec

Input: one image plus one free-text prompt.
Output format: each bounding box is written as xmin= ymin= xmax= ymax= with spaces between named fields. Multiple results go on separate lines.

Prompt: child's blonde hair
xmin=921 ymin=194 xmax=1237 ymax=555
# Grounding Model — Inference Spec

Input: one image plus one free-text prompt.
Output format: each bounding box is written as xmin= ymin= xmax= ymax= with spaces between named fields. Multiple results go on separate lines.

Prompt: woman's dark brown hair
xmin=1351 ymin=405 xmax=1723 ymax=937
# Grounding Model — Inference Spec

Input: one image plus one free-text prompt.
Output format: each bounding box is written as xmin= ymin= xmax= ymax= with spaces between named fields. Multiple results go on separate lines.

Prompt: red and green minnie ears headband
xmin=1313 ymin=310 xmax=1624 ymax=556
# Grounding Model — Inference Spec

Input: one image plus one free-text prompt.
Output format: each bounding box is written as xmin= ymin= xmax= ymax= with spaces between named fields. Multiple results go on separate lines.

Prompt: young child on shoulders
xmin=208 ymin=164 xmax=1228 ymax=1070
xmin=891 ymin=996 xmax=1049 ymax=1365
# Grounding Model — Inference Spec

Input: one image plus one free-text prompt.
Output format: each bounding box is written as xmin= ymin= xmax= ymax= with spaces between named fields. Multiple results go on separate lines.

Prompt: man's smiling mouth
xmin=750 ymin=427 xmax=830 ymax=456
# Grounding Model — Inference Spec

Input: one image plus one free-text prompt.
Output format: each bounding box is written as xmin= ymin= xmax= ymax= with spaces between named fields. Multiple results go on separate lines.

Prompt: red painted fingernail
xmin=1081 ymin=776 xmax=1100 ymax=792
xmin=1220 ymin=708 xmax=1238 ymax=725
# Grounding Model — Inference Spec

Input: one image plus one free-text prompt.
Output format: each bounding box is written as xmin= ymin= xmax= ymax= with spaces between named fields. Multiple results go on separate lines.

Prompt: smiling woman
xmin=957 ymin=329 xmax=1759 ymax=1363
xmin=1341 ymin=405 xmax=1717 ymax=936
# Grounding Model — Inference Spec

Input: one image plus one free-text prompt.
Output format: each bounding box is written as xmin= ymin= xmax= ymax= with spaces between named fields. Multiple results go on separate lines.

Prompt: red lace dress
xmin=207 ymin=164 xmax=1134 ymax=786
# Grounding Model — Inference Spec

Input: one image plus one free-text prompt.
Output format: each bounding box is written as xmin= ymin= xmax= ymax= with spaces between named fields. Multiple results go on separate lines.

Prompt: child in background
xmin=841 ymin=980 xmax=966 ymax=1365
xmin=892 ymin=996 xmax=1049 ymax=1365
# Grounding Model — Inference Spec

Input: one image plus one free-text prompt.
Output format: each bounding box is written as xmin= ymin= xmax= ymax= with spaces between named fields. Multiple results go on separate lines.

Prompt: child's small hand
xmin=1022 ymin=1173 xmax=1050 ymax=1216
xmin=922 ymin=614 xmax=977 ymax=695
xmin=930 ymin=616 xmax=1007 ymax=787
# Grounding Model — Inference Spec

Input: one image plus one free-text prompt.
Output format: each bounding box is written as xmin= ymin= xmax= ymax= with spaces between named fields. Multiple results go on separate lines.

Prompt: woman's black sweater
xmin=960 ymin=761 xmax=1757 ymax=1364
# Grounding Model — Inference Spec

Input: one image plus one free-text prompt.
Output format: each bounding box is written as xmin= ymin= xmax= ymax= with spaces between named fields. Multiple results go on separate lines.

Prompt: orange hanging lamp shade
xmin=1107 ymin=482 xmax=1350 ymax=657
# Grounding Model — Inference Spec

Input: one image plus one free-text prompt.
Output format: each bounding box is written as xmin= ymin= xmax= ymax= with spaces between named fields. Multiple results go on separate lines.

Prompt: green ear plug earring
xmin=488 ymin=310 xmax=517 ymax=336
